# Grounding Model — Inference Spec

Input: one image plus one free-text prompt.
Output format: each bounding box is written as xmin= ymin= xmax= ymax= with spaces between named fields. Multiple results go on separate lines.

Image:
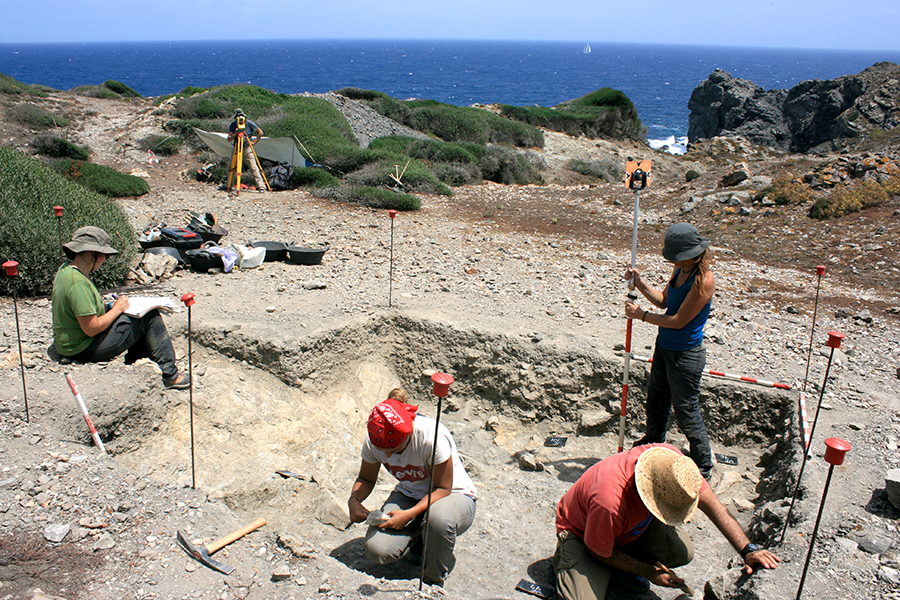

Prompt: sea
xmin=2 ymin=39 xmax=900 ymax=154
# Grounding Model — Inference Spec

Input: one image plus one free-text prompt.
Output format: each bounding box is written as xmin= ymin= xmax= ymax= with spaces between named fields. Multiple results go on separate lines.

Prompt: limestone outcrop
xmin=688 ymin=62 xmax=900 ymax=153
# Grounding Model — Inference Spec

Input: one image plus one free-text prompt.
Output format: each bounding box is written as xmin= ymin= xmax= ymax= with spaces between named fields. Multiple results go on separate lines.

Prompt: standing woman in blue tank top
xmin=624 ymin=223 xmax=715 ymax=479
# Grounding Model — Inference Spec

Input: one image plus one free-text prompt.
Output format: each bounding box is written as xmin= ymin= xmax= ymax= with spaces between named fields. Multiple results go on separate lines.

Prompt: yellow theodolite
xmin=227 ymin=113 xmax=270 ymax=195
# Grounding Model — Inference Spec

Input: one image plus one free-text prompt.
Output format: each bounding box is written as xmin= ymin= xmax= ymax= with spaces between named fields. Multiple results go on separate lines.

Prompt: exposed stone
xmin=853 ymin=531 xmax=893 ymax=555
xmin=93 ymin=532 xmax=116 ymax=550
xmin=579 ymin=409 xmax=614 ymax=431
xmin=720 ymin=170 xmax=749 ymax=187
xmin=886 ymin=468 xmax=900 ymax=510
xmin=43 ymin=523 xmax=70 ymax=543
xmin=514 ymin=451 xmax=544 ymax=472
xmin=688 ymin=63 xmax=900 ymax=153
xmin=271 ymin=563 xmax=292 ymax=581
xmin=313 ymin=490 xmax=351 ymax=530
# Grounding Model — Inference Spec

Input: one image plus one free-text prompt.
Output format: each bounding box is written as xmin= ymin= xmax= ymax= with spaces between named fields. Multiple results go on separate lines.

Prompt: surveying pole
xmin=227 ymin=114 xmax=270 ymax=196
xmin=617 ymin=159 xmax=651 ymax=453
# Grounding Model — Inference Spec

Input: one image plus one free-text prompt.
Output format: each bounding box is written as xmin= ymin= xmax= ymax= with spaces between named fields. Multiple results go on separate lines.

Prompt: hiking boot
xmin=164 ymin=373 xmax=191 ymax=390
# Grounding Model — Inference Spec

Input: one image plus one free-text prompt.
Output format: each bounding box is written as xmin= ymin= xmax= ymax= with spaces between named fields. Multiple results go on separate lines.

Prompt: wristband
xmin=642 ymin=310 xmax=648 ymax=322
xmin=349 ymin=495 xmax=361 ymax=503
xmin=740 ymin=542 xmax=760 ymax=559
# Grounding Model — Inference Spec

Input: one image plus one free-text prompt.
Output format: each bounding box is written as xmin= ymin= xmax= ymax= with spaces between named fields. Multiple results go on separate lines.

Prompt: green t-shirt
xmin=51 ymin=265 xmax=105 ymax=356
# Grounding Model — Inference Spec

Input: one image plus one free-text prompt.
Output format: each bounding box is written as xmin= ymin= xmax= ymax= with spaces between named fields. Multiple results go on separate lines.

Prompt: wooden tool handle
xmin=206 ymin=517 xmax=266 ymax=554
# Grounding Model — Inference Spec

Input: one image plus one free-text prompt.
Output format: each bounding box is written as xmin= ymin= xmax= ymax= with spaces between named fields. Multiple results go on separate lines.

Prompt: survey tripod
xmin=226 ymin=114 xmax=270 ymax=195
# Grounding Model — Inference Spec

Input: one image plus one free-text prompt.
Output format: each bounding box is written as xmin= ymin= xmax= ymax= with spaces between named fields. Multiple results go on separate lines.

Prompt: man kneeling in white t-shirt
xmin=347 ymin=388 xmax=477 ymax=587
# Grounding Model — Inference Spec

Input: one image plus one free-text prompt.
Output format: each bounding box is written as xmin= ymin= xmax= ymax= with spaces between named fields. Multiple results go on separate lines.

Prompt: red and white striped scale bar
xmin=629 ymin=355 xmax=792 ymax=390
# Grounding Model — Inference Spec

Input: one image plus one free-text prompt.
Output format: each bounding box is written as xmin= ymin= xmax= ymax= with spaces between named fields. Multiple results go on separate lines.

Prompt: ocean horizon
xmin=3 ymin=39 xmax=900 ymax=154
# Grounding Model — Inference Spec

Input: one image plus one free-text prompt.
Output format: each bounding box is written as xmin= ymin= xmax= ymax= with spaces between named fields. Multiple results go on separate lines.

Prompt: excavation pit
xmin=75 ymin=312 xmax=798 ymax=598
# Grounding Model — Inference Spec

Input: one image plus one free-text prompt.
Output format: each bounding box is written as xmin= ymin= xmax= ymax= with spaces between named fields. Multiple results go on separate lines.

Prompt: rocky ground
xmin=0 ymin=91 xmax=899 ymax=600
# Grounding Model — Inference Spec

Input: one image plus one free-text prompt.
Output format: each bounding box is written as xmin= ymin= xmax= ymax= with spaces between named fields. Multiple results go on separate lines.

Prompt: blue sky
xmin=5 ymin=0 xmax=899 ymax=51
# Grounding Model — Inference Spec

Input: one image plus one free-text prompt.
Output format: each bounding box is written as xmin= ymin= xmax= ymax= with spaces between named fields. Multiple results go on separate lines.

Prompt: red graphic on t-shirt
xmin=385 ymin=464 xmax=427 ymax=482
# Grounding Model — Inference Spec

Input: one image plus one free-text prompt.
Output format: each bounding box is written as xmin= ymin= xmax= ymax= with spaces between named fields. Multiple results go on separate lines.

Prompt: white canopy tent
xmin=192 ymin=128 xmax=310 ymax=168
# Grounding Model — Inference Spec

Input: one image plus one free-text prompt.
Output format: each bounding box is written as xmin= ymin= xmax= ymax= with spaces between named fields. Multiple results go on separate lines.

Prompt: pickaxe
xmin=176 ymin=517 xmax=266 ymax=574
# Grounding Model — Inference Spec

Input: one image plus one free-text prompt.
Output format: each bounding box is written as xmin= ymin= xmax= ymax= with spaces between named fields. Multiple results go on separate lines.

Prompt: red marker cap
xmin=180 ymin=293 xmax=196 ymax=307
xmin=431 ymin=372 xmax=454 ymax=398
xmin=827 ymin=331 xmax=844 ymax=349
xmin=53 ymin=206 xmax=64 ymax=217
xmin=823 ymin=437 xmax=851 ymax=466
xmin=815 ymin=265 xmax=825 ymax=276
xmin=2 ymin=260 xmax=18 ymax=277
xmin=388 ymin=210 xmax=398 ymax=219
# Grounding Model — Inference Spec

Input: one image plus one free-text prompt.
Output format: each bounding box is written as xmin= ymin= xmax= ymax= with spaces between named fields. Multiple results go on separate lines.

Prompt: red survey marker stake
xmin=181 ymin=293 xmax=198 ymax=489
xmin=3 ymin=260 xmax=29 ymax=422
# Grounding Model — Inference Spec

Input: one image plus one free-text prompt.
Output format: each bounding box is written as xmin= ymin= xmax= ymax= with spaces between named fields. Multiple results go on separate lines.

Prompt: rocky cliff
xmin=688 ymin=62 xmax=900 ymax=153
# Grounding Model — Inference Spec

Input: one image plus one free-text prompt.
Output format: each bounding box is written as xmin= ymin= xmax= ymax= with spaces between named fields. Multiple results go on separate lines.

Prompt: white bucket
xmin=227 ymin=243 xmax=266 ymax=268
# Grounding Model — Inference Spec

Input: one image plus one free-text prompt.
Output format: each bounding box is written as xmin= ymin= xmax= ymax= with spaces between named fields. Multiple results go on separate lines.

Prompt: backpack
xmin=268 ymin=162 xmax=293 ymax=190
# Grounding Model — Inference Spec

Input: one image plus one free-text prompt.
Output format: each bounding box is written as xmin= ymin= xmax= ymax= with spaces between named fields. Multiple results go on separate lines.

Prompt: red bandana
xmin=368 ymin=398 xmax=417 ymax=449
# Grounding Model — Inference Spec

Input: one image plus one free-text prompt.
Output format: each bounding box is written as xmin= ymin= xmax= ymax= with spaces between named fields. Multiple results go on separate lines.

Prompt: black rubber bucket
xmin=286 ymin=246 xmax=329 ymax=265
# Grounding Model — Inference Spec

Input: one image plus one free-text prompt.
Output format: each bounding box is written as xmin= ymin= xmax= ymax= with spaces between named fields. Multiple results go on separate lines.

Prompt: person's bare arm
xmin=75 ymin=296 xmax=129 ymax=337
xmin=627 ymin=270 xmax=714 ymax=329
xmin=348 ymin=460 xmax=380 ymax=523
xmin=698 ymin=487 xmax=781 ymax=573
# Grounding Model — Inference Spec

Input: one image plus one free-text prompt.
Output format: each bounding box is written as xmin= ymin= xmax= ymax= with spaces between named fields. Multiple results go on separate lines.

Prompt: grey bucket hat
xmin=63 ymin=226 xmax=119 ymax=260
xmin=663 ymin=223 xmax=709 ymax=262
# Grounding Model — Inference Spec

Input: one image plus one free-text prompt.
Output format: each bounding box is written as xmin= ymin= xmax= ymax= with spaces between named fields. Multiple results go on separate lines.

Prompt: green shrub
xmin=771 ymin=173 xmax=813 ymax=205
xmin=433 ymin=162 xmax=482 ymax=186
xmin=0 ymin=147 xmax=137 ymax=296
xmin=32 ymin=135 xmax=90 ymax=160
xmin=753 ymin=186 xmax=776 ymax=202
xmin=9 ymin=104 xmax=71 ymax=129
xmin=567 ymin=158 xmax=620 ymax=182
xmin=350 ymin=91 xmax=543 ymax=148
xmin=407 ymin=102 xmax=543 ymax=147
xmin=333 ymin=186 xmax=421 ymax=211
xmin=173 ymin=95 xmax=229 ymax=120
xmin=334 ymin=88 xmax=391 ymax=102
xmin=0 ymin=73 xmax=49 ymax=97
xmin=809 ymin=177 xmax=898 ymax=219
xmin=344 ymin=157 xmax=452 ymax=196
xmin=290 ymin=167 xmax=341 ymax=188
xmin=140 ymin=134 xmax=182 ymax=156
xmin=479 ymin=146 xmax=544 ymax=185
xmin=685 ymin=169 xmax=701 ymax=182
xmin=103 ymin=80 xmax=141 ymax=98
xmin=71 ymin=85 xmax=120 ymax=99
xmin=56 ymin=160 xmax=150 ymax=197
xmin=500 ymin=87 xmax=644 ymax=140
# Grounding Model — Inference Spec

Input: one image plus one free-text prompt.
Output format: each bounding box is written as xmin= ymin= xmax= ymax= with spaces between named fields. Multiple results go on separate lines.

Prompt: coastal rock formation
xmin=688 ymin=62 xmax=900 ymax=153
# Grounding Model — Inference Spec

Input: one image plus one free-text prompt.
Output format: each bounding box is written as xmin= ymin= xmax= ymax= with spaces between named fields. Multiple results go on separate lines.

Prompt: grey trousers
xmin=552 ymin=519 xmax=694 ymax=600
xmin=364 ymin=490 xmax=476 ymax=585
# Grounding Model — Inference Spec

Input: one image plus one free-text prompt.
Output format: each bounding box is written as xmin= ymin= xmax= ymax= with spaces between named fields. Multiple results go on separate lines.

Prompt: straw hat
xmin=63 ymin=226 xmax=118 ymax=260
xmin=635 ymin=447 xmax=703 ymax=526
xmin=662 ymin=223 xmax=709 ymax=262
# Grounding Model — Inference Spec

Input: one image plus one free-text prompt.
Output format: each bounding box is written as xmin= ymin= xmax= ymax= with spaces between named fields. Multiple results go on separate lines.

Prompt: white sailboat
xmin=583 ymin=43 xmax=591 ymax=54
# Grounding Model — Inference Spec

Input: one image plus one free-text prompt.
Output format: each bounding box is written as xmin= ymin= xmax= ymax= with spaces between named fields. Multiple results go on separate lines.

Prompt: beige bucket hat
xmin=635 ymin=447 xmax=703 ymax=526
xmin=63 ymin=226 xmax=119 ymax=260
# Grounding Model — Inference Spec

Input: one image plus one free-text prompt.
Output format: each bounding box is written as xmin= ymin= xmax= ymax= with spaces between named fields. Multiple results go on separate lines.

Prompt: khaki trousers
xmin=552 ymin=519 xmax=694 ymax=600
